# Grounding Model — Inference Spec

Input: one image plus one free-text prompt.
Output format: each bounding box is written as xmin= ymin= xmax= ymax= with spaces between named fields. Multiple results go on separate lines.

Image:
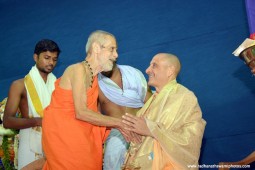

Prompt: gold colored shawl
xmin=124 ymin=79 xmax=206 ymax=170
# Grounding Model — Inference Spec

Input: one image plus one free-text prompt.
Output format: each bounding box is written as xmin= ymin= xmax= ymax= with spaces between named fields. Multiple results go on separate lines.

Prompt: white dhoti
xmin=103 ymin=129 xmax=129 ymax=170
xmin=18 ymin=66 xmax=55 ymax=170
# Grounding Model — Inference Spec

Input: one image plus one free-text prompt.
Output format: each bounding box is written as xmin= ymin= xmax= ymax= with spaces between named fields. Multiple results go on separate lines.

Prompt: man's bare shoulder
xmin=11 ymin=78 xmax=25 ymax=88
xmin=12 ymin=78 xmax=24 ymax=84
xmin=8 ymin=78 xmax=26 ymax=96
xmin=60 ymin=62 xmax=84 ymax=88
xmin=64 ymin=62 xmax=84 ymax=74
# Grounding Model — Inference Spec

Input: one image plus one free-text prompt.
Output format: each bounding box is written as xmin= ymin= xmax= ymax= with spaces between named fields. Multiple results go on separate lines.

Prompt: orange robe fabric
xmin=42 ymin=77 xmax=109 ymax=170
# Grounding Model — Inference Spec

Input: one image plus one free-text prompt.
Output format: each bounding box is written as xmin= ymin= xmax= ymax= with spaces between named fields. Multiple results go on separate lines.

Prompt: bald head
xmin=146 ymin=53 xmax=181 ymax=92
xmin=157 ymin=53 xmax=181 ymax=77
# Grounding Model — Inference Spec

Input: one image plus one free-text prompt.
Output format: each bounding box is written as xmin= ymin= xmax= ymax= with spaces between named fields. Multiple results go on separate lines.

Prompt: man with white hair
xmin=42 ymin=30 xmax=131 ymax=170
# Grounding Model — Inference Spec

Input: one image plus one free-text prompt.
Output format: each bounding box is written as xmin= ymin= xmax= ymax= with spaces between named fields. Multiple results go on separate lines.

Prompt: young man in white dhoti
xmin=98 ymin=62 xmax=152 ymax=170
xmin=122 ymin=53 xmax=206 ymax=170
xmin=3 ymin=39 xmax=60 ymax=170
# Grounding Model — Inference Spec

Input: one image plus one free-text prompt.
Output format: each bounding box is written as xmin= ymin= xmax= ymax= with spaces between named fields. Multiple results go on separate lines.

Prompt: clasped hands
xmin=118 ymin=113 xmax=152 ymax=144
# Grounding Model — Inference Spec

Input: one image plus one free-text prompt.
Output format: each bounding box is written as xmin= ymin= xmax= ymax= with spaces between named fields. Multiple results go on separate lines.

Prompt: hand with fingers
xmin=118 ymin=128 xmax=142 ymax=144
xmin=122 ymin=113 xmax=152 ymax=137
xmin=118 ymin=128 xmax=132 ymax=142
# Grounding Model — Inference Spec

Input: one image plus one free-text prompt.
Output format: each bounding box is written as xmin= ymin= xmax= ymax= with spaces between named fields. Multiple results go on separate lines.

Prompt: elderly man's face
xmin=98 ymin=36 xmax=118 ymax=72
xmin=146 ymin=54 xmax=170 ymax=92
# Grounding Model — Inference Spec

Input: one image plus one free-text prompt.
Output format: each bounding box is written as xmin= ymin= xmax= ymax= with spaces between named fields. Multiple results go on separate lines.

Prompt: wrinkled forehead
xmin=149 ymin=56 xmax=158 ymax=65
xmin=102 ymin=36 xmax=117 ymax=47
xmin=151 ymin=54 xmax=168 ymax=64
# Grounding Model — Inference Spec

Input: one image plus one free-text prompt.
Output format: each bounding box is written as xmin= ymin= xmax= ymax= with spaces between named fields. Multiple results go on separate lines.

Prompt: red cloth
xmin=250 ymin=33 xmax=255 ymax=40
xmin=42 ymin=77 xmax=109 ymax=170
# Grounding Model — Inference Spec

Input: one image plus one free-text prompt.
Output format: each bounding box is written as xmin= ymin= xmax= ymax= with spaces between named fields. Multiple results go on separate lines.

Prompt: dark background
xmin=1 ymin=0 xmax=254 ymax=169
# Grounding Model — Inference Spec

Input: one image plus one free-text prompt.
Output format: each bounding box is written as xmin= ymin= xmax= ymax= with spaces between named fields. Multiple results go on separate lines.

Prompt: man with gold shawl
xmin=122 ymin=53 xmax=206 ymax=170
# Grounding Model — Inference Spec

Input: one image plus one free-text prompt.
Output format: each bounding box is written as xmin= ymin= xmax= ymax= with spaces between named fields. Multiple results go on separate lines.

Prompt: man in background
xmin=3 ymin=39 xmax=60 ymax=169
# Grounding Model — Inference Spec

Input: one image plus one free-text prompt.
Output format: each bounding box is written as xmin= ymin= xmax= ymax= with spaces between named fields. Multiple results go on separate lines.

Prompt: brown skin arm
xmin=20 ymin=157 xmax=45 ymax=170
xmin=62 ymin=63 xmax=122 ymax=128
xmin=98 ymin=82 xmax=152 ymax=143
xmin=3 ymin=79 xmax=41 ymax=130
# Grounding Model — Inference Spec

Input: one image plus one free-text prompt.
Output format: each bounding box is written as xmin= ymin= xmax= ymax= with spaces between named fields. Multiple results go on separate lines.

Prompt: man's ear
xmin=167 ymin=65 xmax=175 ymax=77
xmin=92 ymin=42 xmax=101 ymax=53
xmin=33 ymin=54 xmax=38 ymax=62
